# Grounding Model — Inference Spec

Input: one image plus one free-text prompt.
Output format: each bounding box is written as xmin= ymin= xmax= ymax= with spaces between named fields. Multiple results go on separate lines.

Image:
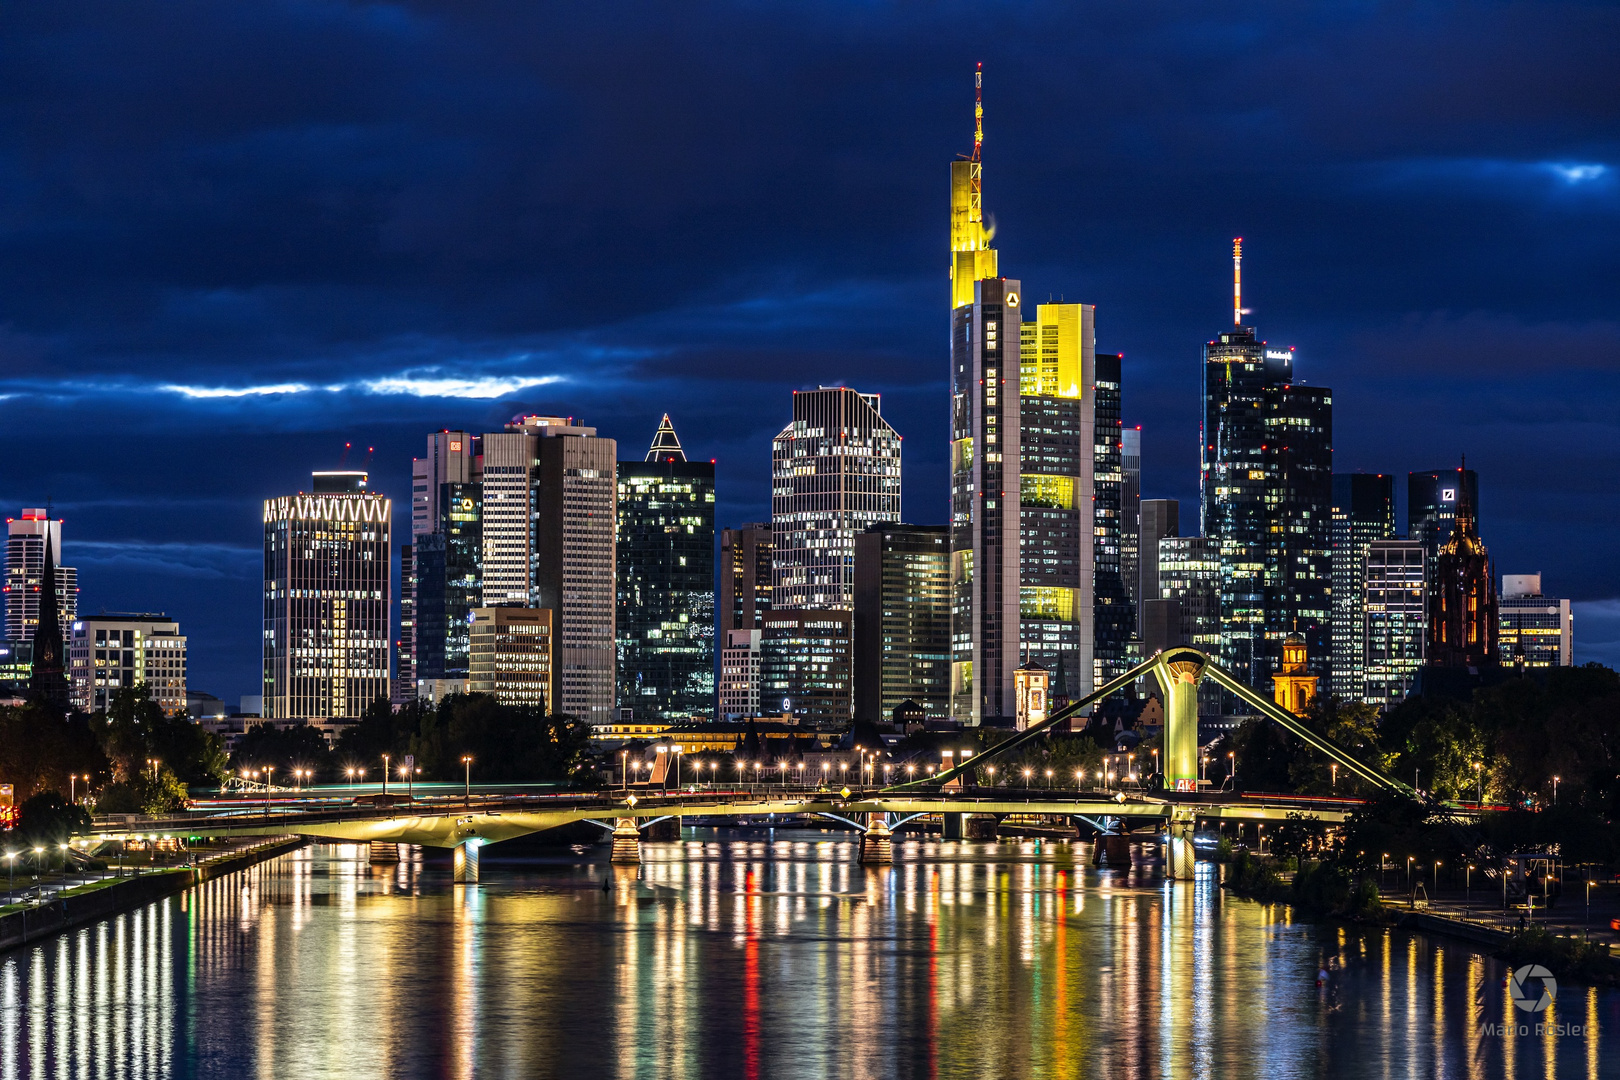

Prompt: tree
xmin=233 ymin=722 xmax=334 ymax=779
xmin=1289 ymin=695 xmax=1387 ymax=795
xmin=95 ymin=684 xmax=227 ymax=786
xmin=96 ymin=766 xmax=190 ymax=815
xmin=16 ymin=790 xmax=92 ymax=846
xmin=0 ymin=702 xmax=107 ymax=800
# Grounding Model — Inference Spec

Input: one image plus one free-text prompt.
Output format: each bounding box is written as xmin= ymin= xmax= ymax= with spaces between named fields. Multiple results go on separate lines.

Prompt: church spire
xmin=645 ymin=414 xmax=686 ymax=462
xmin=29 ymin=529 xmax=70 ymax=709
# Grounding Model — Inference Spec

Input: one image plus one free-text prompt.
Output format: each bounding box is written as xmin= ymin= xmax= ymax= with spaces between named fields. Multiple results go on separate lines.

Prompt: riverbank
xmin=0 ymin=836 xmax=305 ymax=953
xmin=1222 ymin=851 xmax=1619 ymax=985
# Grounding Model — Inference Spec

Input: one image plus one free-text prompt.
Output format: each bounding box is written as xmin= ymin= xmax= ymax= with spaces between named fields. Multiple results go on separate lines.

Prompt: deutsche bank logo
xmin=1442 ymin=488 xmax=1456 ymax=501
xmin=1509 ymin=965 xmax=1557 ymax=1013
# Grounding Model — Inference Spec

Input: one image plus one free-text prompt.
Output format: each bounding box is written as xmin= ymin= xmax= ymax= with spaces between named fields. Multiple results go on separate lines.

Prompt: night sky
xmin=2 ymin=2 xmax=1616 ymax=702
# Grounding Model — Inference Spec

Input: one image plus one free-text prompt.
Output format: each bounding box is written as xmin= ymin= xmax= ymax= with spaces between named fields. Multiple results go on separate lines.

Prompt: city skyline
xmin=1 ymin=5 xmax=1616 ymax=697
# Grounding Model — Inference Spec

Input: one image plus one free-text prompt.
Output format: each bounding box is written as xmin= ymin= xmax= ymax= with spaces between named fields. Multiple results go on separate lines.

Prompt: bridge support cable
xmin=887 ymin=655 xmax=1164 ymax=792
xmin=1201 ymin=662 xmax=1412 ymax=797
xmin=816 ymin=813 xmax=868 ymax=833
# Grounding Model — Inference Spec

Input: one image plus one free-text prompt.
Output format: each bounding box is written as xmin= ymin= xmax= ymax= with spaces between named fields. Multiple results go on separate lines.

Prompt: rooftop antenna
xmin=1232 ymin=238 xmax=1243 ymax=325
xmin=973 ymin=62 xmax=983 ymax=163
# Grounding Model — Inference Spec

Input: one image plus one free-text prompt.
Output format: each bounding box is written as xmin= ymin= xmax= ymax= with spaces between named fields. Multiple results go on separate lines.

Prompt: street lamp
xmin=346 ymin=767 xmax=356 ymax=788
xmin=1074 ymin=769 xmax=1083 ymax=789
xmin=621 ymin=750 xmax=628 ymax=792
xmin=264 ymin=766 xmax=275 ymax=813
xmin=1330 ymin=763 xmax=1338 ymax=792
xmin=1473 ymin=761 xmax=1483 ymax=807
xmin=985 ymin=765 xmax=995 ymax=786
xmin=1552 ymin=775 xmax=1560 ymax=806
xmin=1433 ymin=860 xmax=1441 ymax=895
xmin=1022 ymin=767 xmax=1032 ymax=787
xmin=1151 ymin=748 xmax=1159 ymax=779
xmin=462 ymin=755 xmax=473 ymax=806
xmin=673 ymin=746 xmax=683 ymax=790
xmin=1227 ymin=751 xmax=1235 ymax=788
xmin=1044 ymin=768 xmax=1053 ymax=790
xmin=382 ymin=754 xmax=390 ymax=798
xmin=1466 ymin=864 xmax=1473 ymax=912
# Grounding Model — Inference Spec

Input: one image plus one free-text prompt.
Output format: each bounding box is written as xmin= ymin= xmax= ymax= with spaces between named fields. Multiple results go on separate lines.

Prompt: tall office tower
xmin=1137 ymin=500 xmax=1180 ymax=637
xmin=720 ymin=523 xmax=773 ymax=633
xmin=1427 ymin=475 xmax=1496 ymax=671
xmin=1330 ymin=474 xmax=1396 ymax=700
xmin=771 ymin=387 xmax=902 ymax=610
xmin=1364 ymin=539 xmax=1427 ymax=706
xmin=616 ymin=416 xmax=716 ymax=721
xmin=1497 ymin=574 xmax=1573 ymax=669
xmin=953 ymin=275 xmax=1023 ymax=724
xmin=415 ymin=482 xmax=482 ymax=684
xmin=68 ymin=614 xmax=186 ymax=715
xmin=854 ymin=524 xmax=950 ymax=723
xmin=1120 ymin=427 xmax=1142 ymax=617
xmin=760 ymin=609 xmax=854 ymax=725
xmin=479 ymin=416 xmax=617 ymax=721
xmin=1157 ymin=536 xmax=1221 ymax=654
xmin=1408 ymin=467 xmax=1480 ymax=558
xmin=1090 ymin=353 xmax=1133 ymax=688
xmin=1017 ymin=302 xmax=1087 ymax=703
xmin=468 ymin=607 xmax=552 ymax=708
xmin=718 ymin=628 xmax=762 ymax=718
xmin=1201 ymin=241 xmax=1332 ymax=687
xmin=262 ymin=471 xmax=392 ymax=720
xmin=395 ymin=542 xmax=415 ymax=702
xmin=5 ymin=510 xmax=77 ymax=645
xmin=403 ymin=432 xmax=481 ymax=696
xmin=949 ymin=63 xmax=997 ymax=311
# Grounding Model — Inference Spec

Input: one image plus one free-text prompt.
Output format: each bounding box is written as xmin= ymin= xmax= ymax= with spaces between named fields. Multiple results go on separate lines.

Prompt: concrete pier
xmin=452 ymin=839 xmax=481 ymax=883
xmin=368 ymin=841 xmax=400 ymax=865
xmin=610 ymin=819 xmax=642 ymax=864
xmin=964 ymin=814 xmax=998 ymax=841
xmin=859 ymin=818 xmax=893 ymax=864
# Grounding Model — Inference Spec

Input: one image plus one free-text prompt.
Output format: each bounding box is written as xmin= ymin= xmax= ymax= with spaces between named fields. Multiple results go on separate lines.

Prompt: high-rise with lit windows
xmin=263 ymin=471 xmax=391 ymax=720
xmin=1497 ymin=574 xmax=1573 ymax=669
xmin=770 ymin=387 xmax=901 ymax=611
xmin=5 ymin=509 xmax=77 ymax=648
xmin=1364 ymin=539 xmax=1427 ymax=706
xmin=69 ymin=614 xmax=187 ymax=715
xmin=616 ymin=416 xmax=715 ymax=721
xmin=1330 ymin=473 xmax=1395 ymax=700
xmin=1201 ymin=241 xmax=1332 ymax=689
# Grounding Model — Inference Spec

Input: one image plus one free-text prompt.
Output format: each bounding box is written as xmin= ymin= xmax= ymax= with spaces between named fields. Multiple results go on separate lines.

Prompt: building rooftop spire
xmin=646 ymin=414 xmax=686 ymax=462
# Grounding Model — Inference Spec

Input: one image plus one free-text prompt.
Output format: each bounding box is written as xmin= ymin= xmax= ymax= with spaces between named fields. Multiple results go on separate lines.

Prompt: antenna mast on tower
xmin=1232 ymin=238 xmax=1243 ymax=326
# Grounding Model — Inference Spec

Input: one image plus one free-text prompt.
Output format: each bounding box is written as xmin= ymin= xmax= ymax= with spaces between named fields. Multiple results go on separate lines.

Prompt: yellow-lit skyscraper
xmin=949 ymin=64 xmax=997 ymax=311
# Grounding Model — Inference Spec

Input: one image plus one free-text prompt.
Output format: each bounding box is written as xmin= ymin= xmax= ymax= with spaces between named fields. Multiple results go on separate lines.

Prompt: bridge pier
xmin=453 ymin=839 xmax=482 ymax=884
xmin=368 ymin=841 xmax=400 ymax=865
xmin=859 ymin=816 xmax=893 ymax=864
xmin=941 ymin=812 xmax=963 ymax=840
xmin=1164 ymin=809 xmax=1197 ymax=881
xmin=1091 ymin=833 xmax=1133 ymax=868
xmin=964 ymin=813 xmax=998 ymax=841
xmin=610 ymin=818 xmax=642 ymax=864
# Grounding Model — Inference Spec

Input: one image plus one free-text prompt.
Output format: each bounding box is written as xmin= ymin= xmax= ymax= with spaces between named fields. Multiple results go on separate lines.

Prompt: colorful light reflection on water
xmin=2 ymin=833 xmax=1615 ymax=1078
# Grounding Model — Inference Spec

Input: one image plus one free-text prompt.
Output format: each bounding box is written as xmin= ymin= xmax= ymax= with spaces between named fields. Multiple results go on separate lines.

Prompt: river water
xmin=2 ymin=832 xmax=1615 ymax=1079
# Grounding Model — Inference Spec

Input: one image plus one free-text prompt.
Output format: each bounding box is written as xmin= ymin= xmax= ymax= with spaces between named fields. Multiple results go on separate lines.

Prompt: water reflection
xmin=2 ymin=833 xmax=1616 ymax=1079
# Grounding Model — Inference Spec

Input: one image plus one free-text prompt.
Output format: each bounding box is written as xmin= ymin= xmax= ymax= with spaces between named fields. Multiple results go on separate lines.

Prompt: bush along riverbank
xmin=1222 ymin=849 xmax=1617 ymax=985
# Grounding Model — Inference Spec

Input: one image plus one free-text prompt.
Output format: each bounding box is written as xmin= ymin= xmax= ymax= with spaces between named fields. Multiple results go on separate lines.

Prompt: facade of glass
xmin=1091 ymin=353 xmax=1133 ymax=689
xmin=616 ymin=418 xmax=716 ymax=722
xmin=1330 ymin=473 xmax=1395 ymax=701
xmin=1364 ymin=539 xmax=1426 ymax=706
xmin=1497 ymin=574 xmax=1572 ymax=669
xmin=853 ymin=524 xmax=950 ymax=722
xmin=760 ymin=608 xmax=853 ymax=726
xmin=771 ymin=388 xmax=902 ymax=611
xmin=415 ymin=481 xmax=482 ymax=683
xmin=262 ymin=471 xmax=391 ymax=720
xmin=68 ymin=614 xmax=186 ymax=715
xmin=720 ymin=523 xmax=772 ymax=633
xmin=468 ymin=606 xmax=552 ymax=709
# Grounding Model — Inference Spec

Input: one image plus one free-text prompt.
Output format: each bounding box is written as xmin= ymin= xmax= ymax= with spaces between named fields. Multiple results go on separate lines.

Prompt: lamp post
xmin=1474 ymin=761 xmax=1483 ymax=807
xmin=5 ymin=851 xmax=15 ymax=900
xmin=1434 ymin=860 xmax=1441 ymax=896
xmin=674 ymin=746 xmax=683 ymax=791
xmin=1151 ymin=748 xmax=1159 ymax=780
xmin=1466 ymin=864 xmax=1473 ymax=913
xmin=462 ymin=755 xmax=473 ymax=807
xmin=264 ymin=766 xmax=275 ymax=814
xmin=1227 ymin=751 xmax=1235 ymax=789
xmin=346 ymin=767 xmax=356 ymax=789
xmin=1552 ymin=775 xmax=1560 ymax=806
xmin=382 ymin=754 xmax=390 ymax=798
xmin=1044 ymin=768 xmax=1053 ymax=790
xmin=1074 ymin=769 xmax=1083 ymax=789
xmin=1330 ymin=763 xmax=1338 ymax=792
xmin=1022 ymin=767 xmax=1032 ymax=789
xmin=621 ymin=751 xmax=628 ymax=792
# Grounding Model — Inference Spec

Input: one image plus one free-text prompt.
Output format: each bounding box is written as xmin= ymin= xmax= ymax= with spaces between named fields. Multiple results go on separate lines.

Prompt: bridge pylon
xmin=610 ymin=818 xmax=641 ymax=864
xmin=859 ymin=815 xmax=893 ymax=864
xmin=1152 ymin=649 xmax=1205 ymax=792
xmin=1164 ymin=806 xmax=1197 ymax=881
xmin=453 ymin=838 xmax=482 ymax=883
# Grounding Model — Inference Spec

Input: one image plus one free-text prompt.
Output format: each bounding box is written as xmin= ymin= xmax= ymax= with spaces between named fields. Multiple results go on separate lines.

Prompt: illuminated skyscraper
xmin=770 ymin=387 xmax=901 ymax=611
xmin=263 ymin=471 xmax=392 ymax=720
xmin=949 ymin=64 xmax=997 ymax=312
xmin=1120 ymin=427 xmax=1142 ymax=619
xmin=1427 ymin=470 xmax=1496 ymax=672
xmin=1497 ymin=574 xmax=1572 ymax=669
xmin=5 ymin=509 xmax=77 ymax=647
xmin=854 ymin=524 xmax=950 ymax=722
xmin=1330 ymin=474 xmax=1395 ymax=700
xmin=1201 ymin=241 xmax=1332 ymax=688
xmin=616 ymin=416 xmax=716 ymax=721
xmin=1364 ymin=538 xmax=1426 ymax=706
xmin=720 ymin=523 xmax=773 ymax=632
xmin=400 ymin=431 xmax=481 ymax=700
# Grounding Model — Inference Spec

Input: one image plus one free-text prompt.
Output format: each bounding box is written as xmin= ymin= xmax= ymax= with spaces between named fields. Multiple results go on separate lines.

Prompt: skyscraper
xmin=720 ymin=523 xmax=772 ymax=633
xmin=5 ymin=510 xmax=77 ymax=647
xmin=402 ymin=431 xmax=481 ymax=698
xmin=468 ymin=606 xmax=552 ymax=709
xmin=262 ymin=471 xmax=392 ymax=720
xmin=1201 ymin=241 xmax=1332 ymax=688
xmin=1016 ymin=302 xmax=1086 ymax=704
xmin=770 ymin=387 xmax=901 ymax=610
xmin=952 ymin=275 xmax=1023 ymax=724
xmin=1157 ymin=535 xmax=1221 ymax=654
xmin=1363 ymin=538 xmax=1426 ymax=706
xmin=853 ymin=524 xmax=950 ymax=722
xmin=1427 ymin=470 xmax=1496 ymax=671
xmin=760 ymin=609 xmax=854 ymax=725
xmin=1330 ymin=474 xmax=1395 ymax=700
xmin=1497 ymin=574 xmax=1573 ymax=669
xmin=616 ymin=416 xmax=716 ymax=721
xmin=1408 ymin=467 xmax=1480 ymax=558
xmin=1138 ymin=499 xmax=1180 ymax=637
xmin=1120 ymin=427 xmax=1142 ymax=619
xmin=1091 ymin=353 xmax=1133 ymax=689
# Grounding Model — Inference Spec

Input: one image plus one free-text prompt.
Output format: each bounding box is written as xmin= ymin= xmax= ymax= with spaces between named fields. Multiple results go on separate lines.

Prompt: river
xmin=2 ymin=832 xmax=1615 ymax=1078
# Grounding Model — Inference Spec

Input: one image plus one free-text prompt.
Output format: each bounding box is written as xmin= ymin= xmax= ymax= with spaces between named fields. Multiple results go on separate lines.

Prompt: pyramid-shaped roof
xmin=645 ymin=414 xmax=686 ymax=462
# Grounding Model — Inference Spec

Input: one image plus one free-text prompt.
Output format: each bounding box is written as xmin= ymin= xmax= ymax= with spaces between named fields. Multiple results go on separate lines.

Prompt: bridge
xmin=93 ymin=649 xmax=1409 ymax=882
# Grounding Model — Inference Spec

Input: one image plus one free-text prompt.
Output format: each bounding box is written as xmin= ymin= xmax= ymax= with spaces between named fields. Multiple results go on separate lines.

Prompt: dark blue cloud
xmin=1 ymin=0 xmax=1616 ymax=695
